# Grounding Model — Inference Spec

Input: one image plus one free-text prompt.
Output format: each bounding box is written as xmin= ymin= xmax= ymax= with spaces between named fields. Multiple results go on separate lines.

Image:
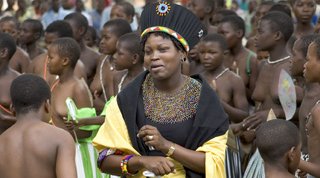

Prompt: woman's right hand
xmin=139 ymin=156 xmax=175 ymax=176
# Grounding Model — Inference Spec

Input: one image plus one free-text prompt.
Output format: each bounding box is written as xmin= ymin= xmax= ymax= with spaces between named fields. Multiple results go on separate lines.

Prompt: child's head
xmin=110 ymin=1 xmax=135 ymax=24
xmin=253 ymin=1 xmax=274 ymax=26
xmin=11 ymin=74 xmax=51 ymax=116
xmin=19 ymin=19 xmax=43 ymax=46
xmin=84 ymin=26 xmax=98 ymax=48
xmin=44 ymin=20 xmax=73 ymax=48
xmin=188 ymin=0 xmax=215 ymax=20
xmin=217 ymin=15 xmax=245 ymax=49
xmin=0 ymin=16 xmax=20 ymax=42
xmin=0 ymin=32 xmax=17 ymax=61
xmin=256 ymin=119 xmax=301 ymax=175
xmin=99 ymin=19 xmax=132 ymax=55
xmin=64 ymin=12 xmax=88 ymax=42
xmin=113 ymin=32 xmax=143 ymax=71
xmin=292 ymin=0 xmax=316 ymax=24
xmin=47 ymin=37 xmax=80 ymax=75
xmin=292 ymin=34 xmax=318 ymax=76
xmin=255 ymin=11 xmax=293 ymax=51
xmin=198 ymin=33 xmax=228 ymax=71
xmin=269 ymin=3 xmax=292 ymax=18
xmin=304 ymin=37 xmax=320 ymax=82
xmin=210 ymin=9 xmax=237 ymax=27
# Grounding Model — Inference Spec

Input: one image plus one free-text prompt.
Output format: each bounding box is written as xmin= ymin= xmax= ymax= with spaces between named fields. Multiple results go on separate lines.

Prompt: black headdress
xmin=140 ymin=1 xmax=207 ymax=52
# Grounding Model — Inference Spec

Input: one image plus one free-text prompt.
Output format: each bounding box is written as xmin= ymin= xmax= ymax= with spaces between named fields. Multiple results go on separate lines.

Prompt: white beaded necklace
xmin=215 ymin=68 xmax=229 ymax=80
xmin=267 ymin=55 xmax=290 ymax=64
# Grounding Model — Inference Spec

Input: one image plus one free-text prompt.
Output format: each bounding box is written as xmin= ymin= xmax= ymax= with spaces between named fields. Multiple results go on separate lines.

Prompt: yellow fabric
xmin=93 ymin=97 xmax=227 ymax=178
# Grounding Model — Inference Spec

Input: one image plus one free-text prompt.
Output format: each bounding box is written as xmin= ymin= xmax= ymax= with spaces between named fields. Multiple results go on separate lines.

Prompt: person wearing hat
xmin=93 ymin=1 xmax=229 ymax=177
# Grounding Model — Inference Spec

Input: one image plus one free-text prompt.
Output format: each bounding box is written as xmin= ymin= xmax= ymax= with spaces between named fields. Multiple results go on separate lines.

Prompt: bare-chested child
xmin=188 ymin=44 xmax=204 ymax=76
xmin=90 ymin=19 xmax=132 ymax=113
xmin=0 ymin=74 xmax=76 ymax=178
xmin=217 ymin=15 xmax=259 ymax=101
xmin=29 ymin=20 xmax=87 ymax=86
xmin=0 ymin=16 xmax=30 ymax=73
xmin=298 ymin=36 xmax=320 ymax=177
xmin=188 ymin=0 xmax=216 ymax=33
xmin=199 ymin=33 xmax=249 ymax=123
xmin=291 ymin=35 xmax=320 ymax=157
xmin=291 ymin=0 xmax=316 ymax=39
xmin=0 ymin=33 xmax=19 ymax=135
xmin=49 ymin=37 xmax=105 ymax=178
xmin=256 ymin=119 xmax=301 ymax=178
xmin=243 ymin=11 xmax=294 ymax=129
xmin=113 ymin=32 xmax=144 ymax=93
xmin=19 ymin=19 xmax=45 ymax=59
xmin=64 ymin=12 xmax=100 ymax=86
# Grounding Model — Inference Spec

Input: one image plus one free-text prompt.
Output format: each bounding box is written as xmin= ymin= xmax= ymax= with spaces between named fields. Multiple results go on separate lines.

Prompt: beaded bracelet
xmin=120 ymin=155 xmax=134 ymax=175
xmin=97 ymin=148 xmax=124 ymax=168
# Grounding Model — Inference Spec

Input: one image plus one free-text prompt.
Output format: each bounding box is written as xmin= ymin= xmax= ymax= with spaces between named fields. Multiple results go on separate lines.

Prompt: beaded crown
xmin=140 ymin=1 xmax=207 ymax=52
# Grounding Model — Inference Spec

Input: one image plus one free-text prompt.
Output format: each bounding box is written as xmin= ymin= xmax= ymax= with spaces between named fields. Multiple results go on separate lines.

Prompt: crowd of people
xmin=0 ymin=0 xmax=320 ymax=177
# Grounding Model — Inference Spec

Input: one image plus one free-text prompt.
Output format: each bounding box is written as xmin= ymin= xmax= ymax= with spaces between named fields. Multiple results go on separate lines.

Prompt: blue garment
xmin=41 ymin=7 xmax=74 ymax=29
xmin=89 ymin=10 xmax=102 ymax=34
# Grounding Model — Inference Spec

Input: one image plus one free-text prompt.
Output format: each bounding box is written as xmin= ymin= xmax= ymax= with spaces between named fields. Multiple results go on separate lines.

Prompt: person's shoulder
xmin=84 ymin=46 xmax=100 ymax=58
xmin=311 ymin=101 xmax=320 ymax=118
xmin=15 ymin=47 xmax=30 ymax=59
xmin=32 ymin=52 xmax=47 ymax=63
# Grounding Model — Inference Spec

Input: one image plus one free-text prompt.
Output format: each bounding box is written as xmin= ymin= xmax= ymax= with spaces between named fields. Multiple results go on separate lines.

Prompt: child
xmin=84 ymin=26 xmax=99 ymax=51
xmin=217 ymin=15 xmax=259 ymax=102
xmin=256 ymin=119 xmax=301 ymax=178
xmin=298 ymin=36 xmax=320 ymax=177
xmin=0 ymin=16 xmax=30 ymax=73
xmin=90 ymin=19 xmax=132 ymax=114
xmin=188 ymin=0 xmax=216 ymax=33
xmin=199 ymin=33 xmax=249 ymax=123
xmin=0 ymin=74 xmax=76 ymax=178
xmin=291 ymin=0 xmax=316 ymax=39
xmin=48 ymin=37 xmax=105 ymax=178
xmin=292 ymin=34 xmax=320 ymax=156
xmin=188 ymin=44 xmax=204 ymax=76
xmin=64 ymin=12 xmax=100 ymax=86
xmin=19 ymin=18 xmax=45 ymax=59
xmin=110 ymin=1 xmax=137 ymax=31
xmin=29 ymin=20 xmax=86 ymax=86
xmin=0 ymin=32 xmax=20 ymax=134
xmin=113 ymin=32 xmax=144 ymax=93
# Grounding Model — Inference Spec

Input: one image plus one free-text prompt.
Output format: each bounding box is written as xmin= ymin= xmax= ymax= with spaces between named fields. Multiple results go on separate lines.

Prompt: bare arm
xmin=299 ymin=160 xmax=320 ymax=178
xmin=56 ymin=130 xmax=77 ymax=178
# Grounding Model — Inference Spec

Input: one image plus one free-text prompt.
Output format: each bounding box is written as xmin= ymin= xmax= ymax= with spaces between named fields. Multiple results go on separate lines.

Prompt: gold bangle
xmin=166 ymin=145 xmax=175 ymax=157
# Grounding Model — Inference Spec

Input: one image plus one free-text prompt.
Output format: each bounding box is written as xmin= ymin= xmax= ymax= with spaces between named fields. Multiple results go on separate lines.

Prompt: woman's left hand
xmin=137 ymin=125 xmax=171 ymax=153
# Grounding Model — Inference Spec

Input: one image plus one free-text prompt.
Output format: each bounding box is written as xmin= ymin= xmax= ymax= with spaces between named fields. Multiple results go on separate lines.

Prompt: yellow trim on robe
xmin=93 ymin=97 xmax=227 ymax=178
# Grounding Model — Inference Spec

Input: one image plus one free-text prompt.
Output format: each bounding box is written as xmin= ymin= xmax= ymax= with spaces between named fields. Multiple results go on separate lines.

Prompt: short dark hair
xmin=216 ymin=9 xmax=237 ymax=17
xmin=45 ymin=20 xmax=73 ymax=38
xmin=300 ymin=34 xmax=320 ymax=57
xmin=311 ymin=36 xmax=320 ymax=59
xmin=256 ymin=119 xmax=300 ymax=163
xmin=261 ymin=11 xmax=294 ymax=42
xmin=269 ymin=3 xmax=292 ymax=17
xmin=103 ymin=19 xmax=132 ymax=37
xmin=0 ymin=32 xmax=16 ymax=59
xmin=51 ymin=37 xmax=80 ymax=68
xmin=0 ymin=16 xmax=19 ymax=29
xmin=141 ymin=31 xmax=185 ymax=53
xmin=23 ymin=19 xmax=44 ymax=38
xmin=11 ymin=74 xmax=51 ymax=114
xmin=202 ymin=33 xmax=228 ymax=51
xmin=115 ymin=1 xmax=135 ymax=17
xmin=220 ymin=15 xmax=245 ymax=37
xmin=64 ymin=12 xmax=89 ymax=34
xmin=118 ymin=32 xmax=143 ymax=63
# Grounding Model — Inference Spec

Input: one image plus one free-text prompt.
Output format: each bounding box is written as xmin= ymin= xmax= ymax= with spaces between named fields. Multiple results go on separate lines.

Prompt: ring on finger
xmin=147 ymin=135 xmax=154 ymax=140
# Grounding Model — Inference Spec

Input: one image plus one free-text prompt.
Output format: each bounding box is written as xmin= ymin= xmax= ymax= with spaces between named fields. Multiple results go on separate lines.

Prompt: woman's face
xmin=198 ymin=41 xmax=225 ymax=71
xmin=293 ymin=0 xmax=316 ymax=24
xmin=255 ymin=19 xmax=275 ymax=51
xmin=217 ymin=22 xmax=238 ymax=49
xmin=144 ymin=33 xmax=184 ymax=81
xmin=304 ymin=42 xmax=320 ymax=82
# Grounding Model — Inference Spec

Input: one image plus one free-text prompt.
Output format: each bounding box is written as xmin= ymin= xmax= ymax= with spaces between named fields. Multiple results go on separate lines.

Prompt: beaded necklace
xmin=267 ymin=56 xmax=290 ymax=64
xmin=142 ymin=74 xmax=201 ymax=124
